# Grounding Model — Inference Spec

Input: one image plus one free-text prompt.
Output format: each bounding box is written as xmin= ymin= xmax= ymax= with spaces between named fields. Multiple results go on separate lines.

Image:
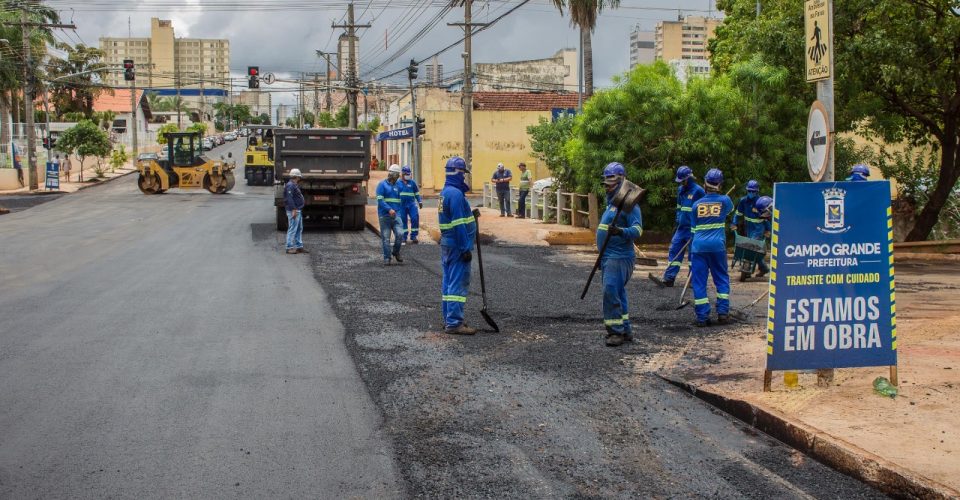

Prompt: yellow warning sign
xmin=805 ymin=0 xmax=831 ymax=82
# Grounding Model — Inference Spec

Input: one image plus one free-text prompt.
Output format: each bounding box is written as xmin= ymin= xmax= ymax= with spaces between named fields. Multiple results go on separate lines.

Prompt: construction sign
xmin=805 ymin=0 xmax=831 ymax=82
xmin=766 ymin=181 xmax=897 ymax=371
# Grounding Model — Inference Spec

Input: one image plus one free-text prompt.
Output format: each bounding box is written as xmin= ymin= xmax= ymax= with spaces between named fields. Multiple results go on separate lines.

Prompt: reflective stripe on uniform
xmin=442 ymin=295 xmax=467 ymax=303
xmin=438 ymin=216 xmax=476 ymax=230
xmin=597 ymin=223 xmax=609 ymax=231
xmin=668 ymin=261 xmax=682 ymax=267
xmin=377 ymin=195 xmax=402 ymax=203
xmin=622 ymin=314 xmax=629 ymax=320
xmin=680 ymin=207 xmax=693 ymax=212
xmin=604 ymin=318 xmax=624 ymax=326
xmin=694 ymin=298 xmax=710 ymax=305
xmin=744 ymin=216 xmax=762 ymax=223
xmin=692 ymin=222 xmax=726 ymax=233
xmin=717 ymin=293 xmax=729 ymax=299
xmin=631 ymin=225 xmax=643 ymax=235
xmin=400 ymin=192 xmax=418 ymax=197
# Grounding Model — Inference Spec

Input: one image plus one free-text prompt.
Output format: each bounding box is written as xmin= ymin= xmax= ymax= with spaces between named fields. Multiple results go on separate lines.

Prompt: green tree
xmin=187 ymin=122 xmax=208 ymax=135
xmin=109 ymin=144 xmax=128 ymax=173
xmin=156 ymin=123 xmax=180 ymax=145
xmin=549 ymin=0 xmax=620 ymax=96
xmin=527 ymin=115 xmax=575 ymax=185
xmin=57 ymin=120 xmax=111 ymax=178
xmin=46 ymin=42 xmax=111 ymax=118
xmin=710 ymin=0 xmax=960 ymax=241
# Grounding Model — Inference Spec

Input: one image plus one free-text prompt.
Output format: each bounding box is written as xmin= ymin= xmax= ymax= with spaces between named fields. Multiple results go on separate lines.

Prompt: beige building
xmin=654 ymin=16 xmax=721 ymax=62
xmin=100 ymin=18 xmax=230 ymax=96
xmin=237 ymin=90 xmax=272 ymax=119
xmin=474 ymin=49 xmax=579 ymax=92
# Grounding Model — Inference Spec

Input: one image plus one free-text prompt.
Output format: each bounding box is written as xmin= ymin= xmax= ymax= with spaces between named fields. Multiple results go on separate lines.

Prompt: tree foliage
xmin=527 ymin=115 xmax=575 ymax=182
xmin=710 ymin=0 xmax=960 ymax=241
xmin=156 ymin=123 xmax=180 ymax=145
xmin=45 ymin=43 xmax=111 ymax=118
xmin=57 ymin=120 xmax=111 ymax=175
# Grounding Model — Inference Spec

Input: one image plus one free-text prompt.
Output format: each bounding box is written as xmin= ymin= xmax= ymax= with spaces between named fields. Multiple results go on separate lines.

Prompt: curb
xmin=659 ymin=375 xmax=960 ymax=499
xmin=73 ymin=168 xmax=138 ymax=192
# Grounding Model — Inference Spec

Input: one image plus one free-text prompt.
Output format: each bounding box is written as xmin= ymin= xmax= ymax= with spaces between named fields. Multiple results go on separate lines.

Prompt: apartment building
xmin=654 ymin=15 xmax=721 ymax=62
xmin=630 ymin=28 xmax=655 ymax=68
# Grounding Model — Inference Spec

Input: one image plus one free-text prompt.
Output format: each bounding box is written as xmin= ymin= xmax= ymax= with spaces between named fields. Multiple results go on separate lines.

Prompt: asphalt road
xmin=0 ymin=140 xmax=400 ymax=498
xmin=306 ymin=228 xmax=888 ymax=498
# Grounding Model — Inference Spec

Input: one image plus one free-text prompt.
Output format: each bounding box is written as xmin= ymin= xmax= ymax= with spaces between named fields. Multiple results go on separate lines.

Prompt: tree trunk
xmin=1 ymin=91 xmax=9 ymax=163
xmin=582 ymin=28 xmax=594 ymax=97
xmin=905 ymin=133 xmax=959 ymax=241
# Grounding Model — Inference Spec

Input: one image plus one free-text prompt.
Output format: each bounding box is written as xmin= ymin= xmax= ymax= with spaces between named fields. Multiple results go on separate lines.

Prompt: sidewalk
xmin=643 ymin=259 xmax=960 ymax=496
xmin=0 ymin=158 xmax=137 ymax=195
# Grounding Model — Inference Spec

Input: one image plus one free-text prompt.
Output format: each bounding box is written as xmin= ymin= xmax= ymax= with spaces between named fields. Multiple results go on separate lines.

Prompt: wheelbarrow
xmin=731 ymin=233 xmax=767 ymax=282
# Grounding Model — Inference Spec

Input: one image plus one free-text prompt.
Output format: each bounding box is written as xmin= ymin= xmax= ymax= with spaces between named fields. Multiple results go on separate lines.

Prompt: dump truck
xmin=273 ymin=128 xmax=370 ymax=231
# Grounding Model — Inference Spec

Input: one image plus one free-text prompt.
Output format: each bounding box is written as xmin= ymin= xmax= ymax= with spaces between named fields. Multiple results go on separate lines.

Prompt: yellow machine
xmin=242 ymin=125 xmax=277 ymax=186
xmin=137 ymin=131 xmax=236 ymax=195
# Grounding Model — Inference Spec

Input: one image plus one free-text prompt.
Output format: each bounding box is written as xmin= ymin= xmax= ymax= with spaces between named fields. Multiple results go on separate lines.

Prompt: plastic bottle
xmin=873 ymin=377 xmax=898 ymax=398
xmin=783 ymin=371 xmax=799 ymax=388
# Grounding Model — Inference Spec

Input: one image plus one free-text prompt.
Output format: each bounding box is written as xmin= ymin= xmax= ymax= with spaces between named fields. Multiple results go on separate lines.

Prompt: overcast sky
xmin=62 ymin=0 xmax=720 ymax=106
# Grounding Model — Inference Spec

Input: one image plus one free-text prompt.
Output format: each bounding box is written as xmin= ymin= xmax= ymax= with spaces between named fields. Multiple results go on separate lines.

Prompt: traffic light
xmin=415 ymin=116 xmax=426 ymax=137
xmin=42 ymin=135 xmax=54 ymax=149
xmin=123 ymin=59 xmax=135 ymax=81
xmin=407 ymin=59 xmax=418 ymax=80
xmin=247 ymin=66 xmax=260 ymax=89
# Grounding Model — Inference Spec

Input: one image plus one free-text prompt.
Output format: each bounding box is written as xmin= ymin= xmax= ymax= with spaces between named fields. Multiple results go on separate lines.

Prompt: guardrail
xmin=482 ymin=183 xmax=600 ymax=229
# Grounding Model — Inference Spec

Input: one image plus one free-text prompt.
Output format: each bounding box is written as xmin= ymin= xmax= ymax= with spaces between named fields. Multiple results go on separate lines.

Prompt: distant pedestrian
xmin=492 ymin=162 xmax=513 ymax=217
xmin=62 ymin=155 xmax=72 ymax=182
xmin=376 ymin=164 xmax=404 ymax=265
xmin=439 ymin=157 xmax=478 ymax=335
xmin=398 ymin=165 xmax=422 ymax=244
xmin=516 ymin=162 xmax=531 ymax=218
xmin=284 ymin=168 xmax=307 ymax=254
xmin=13 ymin=143 xmax=23 ymax=187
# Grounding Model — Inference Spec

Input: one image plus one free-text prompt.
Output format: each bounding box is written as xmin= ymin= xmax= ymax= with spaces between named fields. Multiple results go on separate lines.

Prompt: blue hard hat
xmin=602 ymin=162 xmax=626 ymax=178
xmin=746 ymin=180 xmax=760 ymax=192
xmin=850 ymin=164 xmax=870 ymax=177
xmin=445 ymin=156 xmax=469 ymax=173
xmin=401 ymin=165 xmax=412 ymax=175
xmin=756 ymin=195 xmax=773 ymax=216
xmin=675 ymin=165 xmax=693 ymax=183
xmin=705 ymin=168 xmax=724 ymax=188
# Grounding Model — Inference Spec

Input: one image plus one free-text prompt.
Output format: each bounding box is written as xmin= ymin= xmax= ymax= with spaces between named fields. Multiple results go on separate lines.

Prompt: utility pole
xmin=315 ymin=51 xmax=335 ymax=113
xmin=21 ymin=5 xmax=37 ymax=190
xmin=313 ymin=73 xmax=320 ymax=127
xmin=298 ymin=73 xmax=305 ymax=128
xmin=131 ymin=74 xmax=138 ymax=162
xmin=332 ymin=3 xmax=370 ymax=129
xmin=449 ymin=0 xmax=487 ymax=174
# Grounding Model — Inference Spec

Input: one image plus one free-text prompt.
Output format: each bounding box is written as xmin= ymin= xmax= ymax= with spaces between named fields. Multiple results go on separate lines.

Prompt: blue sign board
xmin=766 ymin=181 xmax=896 ymax=370
xmin=376 ymin=127 xmax=413 ymax=141
xmin=551 ymin=108 xmax=577 ymax=121
xmin=45 ymin=161 xmax=59 ymax=190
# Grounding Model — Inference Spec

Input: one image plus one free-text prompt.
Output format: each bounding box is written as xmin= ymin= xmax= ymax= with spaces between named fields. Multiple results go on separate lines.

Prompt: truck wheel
xmin=340 ymin=207 xmax=352 ymax=230
xmin=352 ymin=206 xmax=366 ymax=230
xmin=277 ymin=207 xmax=288 ymax=231
xmin=138 ymin=173 xmax=161 ymax=194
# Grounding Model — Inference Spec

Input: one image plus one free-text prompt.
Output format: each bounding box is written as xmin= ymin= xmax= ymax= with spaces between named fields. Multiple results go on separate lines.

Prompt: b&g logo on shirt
xmin=697 ymin=203 xmax=722 ymax=218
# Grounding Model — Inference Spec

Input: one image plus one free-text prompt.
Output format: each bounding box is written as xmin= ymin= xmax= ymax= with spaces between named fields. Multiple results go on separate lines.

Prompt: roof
xmin=472 ymin=92 xmax=581 ymax=112
xmin=92 ymin=89 xmax=151 ymax=118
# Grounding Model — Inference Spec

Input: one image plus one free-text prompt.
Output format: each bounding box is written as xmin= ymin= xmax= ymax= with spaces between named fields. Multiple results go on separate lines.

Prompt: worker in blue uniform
xmin=847 ymin=164 xmax=870 ymax=181
xmin=376 ymin=164 xmax=405 ymax=265
xmin=439 ymin=157 xmax=478 ymax=335
xmin=398 ymin=165 xmax=422 ymax=244
xmin=649 ymin=165 xmax=704 ymax=288
xmin=596 ymin=162 xmax=644 ymax=347
xmin=731 ymin=180 xmax=770 ymax=277
xmin=690 ymin=168 xmax=734 ymax=327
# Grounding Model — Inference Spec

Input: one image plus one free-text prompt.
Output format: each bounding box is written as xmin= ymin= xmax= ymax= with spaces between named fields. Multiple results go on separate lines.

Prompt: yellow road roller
xmin=137 ymin=131 xmax=236 ymax=195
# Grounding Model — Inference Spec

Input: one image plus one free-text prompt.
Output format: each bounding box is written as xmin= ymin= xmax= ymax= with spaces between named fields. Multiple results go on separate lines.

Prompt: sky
xmin=58 ymin=0 xmax=721 ymax=107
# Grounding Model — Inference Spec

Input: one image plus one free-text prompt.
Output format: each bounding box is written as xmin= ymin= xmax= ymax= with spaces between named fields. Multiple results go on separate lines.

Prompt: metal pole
xmin=22 ymin=6 xmax=38 ymax=190
xmin=313 ymin=73 xmax=319 ymax=127
xmin=410 ymin=80 xmax=419 ymax=184
xmin=818 ymin=0 xmax=835 ymax=182
xmin=325 ymin=57 xmax=332 ymax=112
xmin=463 ymin=0 xmax=473 ymax=175
xmin=131 ymin=77 xmax=138 ymax=161
xmin=347 ymin=3 xmax=358 ymax=128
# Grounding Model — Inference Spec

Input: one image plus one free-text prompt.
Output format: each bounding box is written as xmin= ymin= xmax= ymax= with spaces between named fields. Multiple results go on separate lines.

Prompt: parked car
xmin=214 ymin=135 xmax=225 ymax=146
xmin=201 ymin=139 xmax=213 ymax=151
xmin=224 ymin=133 xmax=237 ymax=142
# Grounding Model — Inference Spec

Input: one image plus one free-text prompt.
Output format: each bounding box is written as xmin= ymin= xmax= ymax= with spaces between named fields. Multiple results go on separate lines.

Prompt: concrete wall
xmin=474 ymin=49 xmax=577 ymax=92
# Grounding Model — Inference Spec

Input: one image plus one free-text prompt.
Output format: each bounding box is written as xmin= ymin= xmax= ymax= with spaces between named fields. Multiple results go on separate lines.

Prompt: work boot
xmin=286 ymin=249 xmax=297 ymax=254
xmin=647 ymin=273 xmax=674 ymax=288
xmin=296 ymin=248 xmax=310 ymax=254
xmin=392 ymin=251 xmax=403 ymax=263
xmin=695 ymin=319 xmax=712 ymax=328
xmin=755 ymin=268 xmax=768 ymax=278
xmin=623 ymin=333 xmax=635 ymax=343
xmin=716 ymin=314 xmax=730 ymax=325
xmin=605 ymin=333 xmax=626 ymax=347
xmin=383 ymin=259 xmax=391 ymax=266
xmin=410 ymin=239 xmax=419 ymax=245
xmin=445 ymin=324 xmax=477 ymax=335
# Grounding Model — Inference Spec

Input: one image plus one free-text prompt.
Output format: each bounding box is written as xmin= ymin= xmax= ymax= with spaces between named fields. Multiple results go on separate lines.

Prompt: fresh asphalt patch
xmin=303 ymin=228 xmax=886 ymax=498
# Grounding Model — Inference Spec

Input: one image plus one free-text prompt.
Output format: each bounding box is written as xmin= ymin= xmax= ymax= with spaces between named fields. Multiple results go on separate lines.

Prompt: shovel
xmin=471 ymin=208 xmax=500 ymax=332
xmin=655 ymin=270 xmax=692 ymax=311
xmin=728 ymin=288 xmax=768 ymax=322
xmin=580 ymin=180 xmax=646 ymax=300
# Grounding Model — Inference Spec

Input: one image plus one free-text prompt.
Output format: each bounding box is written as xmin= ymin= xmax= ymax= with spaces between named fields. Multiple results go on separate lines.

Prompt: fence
xmin=482 ymin=183 xmax=601 ymax=230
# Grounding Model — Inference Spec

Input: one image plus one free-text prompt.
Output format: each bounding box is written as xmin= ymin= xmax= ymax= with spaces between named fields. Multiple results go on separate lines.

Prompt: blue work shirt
xmin=438 ymin=185 xmax=476 ymax=252
xmin=733 ymin=195 xmax=771 ymax=240
xmin=398 ymin=178 xmax=422 ymax=207
xmin=596 ymin=196 xmax=643 ymax=260
xmin=283 ymin=180 xmax=304 ymax=211
xmin=376 ymin=179 xmax=403 ymax=218
xmin=676 ymin=180 xmax=706 ymax=230
xmin=691 ymin=192 xmax=734 ymax=253
xmin=492 ymin=169 xmax=512 ymax=192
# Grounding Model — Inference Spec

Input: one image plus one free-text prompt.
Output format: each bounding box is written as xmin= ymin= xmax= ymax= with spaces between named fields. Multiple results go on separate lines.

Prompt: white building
xmin=630 ymin=28 xmax=655 ymax=68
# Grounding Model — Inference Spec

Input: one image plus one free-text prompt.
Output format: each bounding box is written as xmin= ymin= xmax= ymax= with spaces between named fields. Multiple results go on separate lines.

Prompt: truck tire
xmin=277 ymin=206 xmax=288 ymax=231
xmin=352 ymin=205 xmax=366 ymax=230
xmin=339 ymin=207 xmax=353 ymax=230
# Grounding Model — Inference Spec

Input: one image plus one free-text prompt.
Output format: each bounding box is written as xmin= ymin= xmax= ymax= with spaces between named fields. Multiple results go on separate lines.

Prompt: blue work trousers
xmin=663 ymin=229 xmax=692 ymax=283
xmin=285 ymin=210 xmax=303 ymax=250
xmin=497 ymin=189 xmax=511 ymax=216
xmin=379 ymin=216 xmax=403 ymax=261
xmin=602 ymin=257 xmax=634 ymax=336
xmin=400 ymin=203 xmax=420 ymax=241
xmin=441 ymin=244 xmax=471 ymax=329
xmin=691 ymin=251 xmax=730 ymax=322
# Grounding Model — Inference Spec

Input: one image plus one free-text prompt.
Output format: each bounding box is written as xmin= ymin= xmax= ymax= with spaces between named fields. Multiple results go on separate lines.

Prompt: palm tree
xmin=46 ymin=42 xmax=111 ymax=117
xmin=550 ymin=0 xmax=620 ymax=97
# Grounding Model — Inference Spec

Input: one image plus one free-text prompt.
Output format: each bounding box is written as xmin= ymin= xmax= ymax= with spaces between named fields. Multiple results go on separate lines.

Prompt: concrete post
xmin=557 ymin=190 xmax=566 ymax=225
xmin=531 ymin=189 xmax=540 ymax=220
xmin=587 ymin=193 xmax=599 ymax=230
